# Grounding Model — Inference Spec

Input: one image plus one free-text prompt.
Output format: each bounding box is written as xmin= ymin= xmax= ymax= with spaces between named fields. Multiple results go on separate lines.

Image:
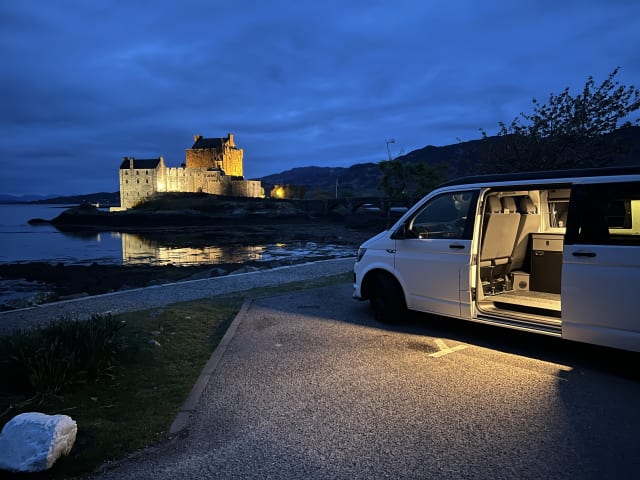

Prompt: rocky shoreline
xmin=2 ymin=197 xmax=394 ymax=311
xmin=0 ymin=258 xmax=336 ymax=311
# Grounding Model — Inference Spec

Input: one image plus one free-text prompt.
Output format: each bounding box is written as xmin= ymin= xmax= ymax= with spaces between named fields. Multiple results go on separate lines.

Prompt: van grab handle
xmin=572 ymin=251 xmax=596 ymax=258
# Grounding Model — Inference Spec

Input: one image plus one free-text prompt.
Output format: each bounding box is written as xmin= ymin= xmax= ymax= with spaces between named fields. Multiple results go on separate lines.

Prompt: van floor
xmin=481 ymin=290 xmax=561 ymax=320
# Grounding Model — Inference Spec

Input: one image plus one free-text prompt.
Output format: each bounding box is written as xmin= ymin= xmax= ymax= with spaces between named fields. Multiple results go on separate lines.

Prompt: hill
xmin=259 ymin=163 xmax=383 ymax=198
xmin=259 ymin=126 xmax=640 ymax=197
xmin=30 ymin=191 xmax=120 ymax=206
xmin=0 ymin=194 xmax=50 ymax=203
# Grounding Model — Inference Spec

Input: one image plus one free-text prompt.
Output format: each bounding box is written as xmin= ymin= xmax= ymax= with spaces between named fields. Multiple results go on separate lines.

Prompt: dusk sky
xmin=1 ymin=1 xmax=639 ymax=196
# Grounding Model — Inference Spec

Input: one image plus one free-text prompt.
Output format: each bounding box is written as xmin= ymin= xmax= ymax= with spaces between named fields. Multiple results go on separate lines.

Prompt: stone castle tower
xmin=186 ymin=133 xmax=243 ymax=177
xmin=115 ymin=133 xmax=262 ymax=210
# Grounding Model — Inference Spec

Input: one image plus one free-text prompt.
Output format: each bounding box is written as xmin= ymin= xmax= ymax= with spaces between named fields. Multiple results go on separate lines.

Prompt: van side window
xmin=409 ymin=190 xmax=478 ymax=239
xmin=566 ymin=182 xmax=640 ymax=246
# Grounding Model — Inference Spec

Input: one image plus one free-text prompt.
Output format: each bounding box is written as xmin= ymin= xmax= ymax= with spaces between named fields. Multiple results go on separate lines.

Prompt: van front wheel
xmin=369 ymin=274 xmax=406 ymax=323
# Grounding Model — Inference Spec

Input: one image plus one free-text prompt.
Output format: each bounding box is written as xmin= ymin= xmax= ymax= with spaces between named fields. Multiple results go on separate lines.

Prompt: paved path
xmin=89 ymin=283 xmax=640 ymax=480
xmin=0 ymin=258 xmax=354 ymax=335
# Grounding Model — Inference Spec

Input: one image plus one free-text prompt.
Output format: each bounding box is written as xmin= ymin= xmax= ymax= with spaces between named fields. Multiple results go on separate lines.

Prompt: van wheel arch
xmin=364 ymin=270 xmax=407 ymax=323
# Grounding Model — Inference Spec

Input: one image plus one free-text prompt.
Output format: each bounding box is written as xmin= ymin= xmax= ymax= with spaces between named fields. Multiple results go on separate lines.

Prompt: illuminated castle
xmin=116 ymin=133 xmax=263 ymax=210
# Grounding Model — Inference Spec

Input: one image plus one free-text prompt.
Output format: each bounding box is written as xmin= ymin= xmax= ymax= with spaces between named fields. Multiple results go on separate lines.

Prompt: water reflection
xmin=122 ymin=233 xmax=265 ymax=265
xmin=119 ymin=232 xmax=354 ymax=266
xmin=1 ymin=204 xmax=358 ymax=266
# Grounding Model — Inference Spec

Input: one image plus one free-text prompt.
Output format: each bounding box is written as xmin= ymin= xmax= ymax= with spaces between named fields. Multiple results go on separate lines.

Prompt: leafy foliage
xmin=379 ymin=158 xmax=447 ymax=204
xmin=476 ymin=68 xmax=640 ymax=173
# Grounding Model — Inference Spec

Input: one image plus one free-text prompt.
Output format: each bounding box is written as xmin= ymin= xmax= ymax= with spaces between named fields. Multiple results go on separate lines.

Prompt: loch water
xmin=0 ymin=203 xmax=357 ymax=307
xmin=0 ymin=204 xmax=355 ymax=266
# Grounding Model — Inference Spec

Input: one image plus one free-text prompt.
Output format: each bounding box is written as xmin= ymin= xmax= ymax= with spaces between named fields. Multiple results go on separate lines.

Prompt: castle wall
xmin=162 ymin=168 xmax=262 ymax=197
xmin=119 ymin=165 xmax=161 ymax=209
xmin=231 ymin=180 xmax=263 ymax=198
xmin=163 ymin=168 xmax=223 ymax=194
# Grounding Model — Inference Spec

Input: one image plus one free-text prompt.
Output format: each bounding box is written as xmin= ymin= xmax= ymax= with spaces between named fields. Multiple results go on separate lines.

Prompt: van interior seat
xmin=501 ymin=196 xmax=518 ymax=213
xmin=479 ymin=196 xmax=521 ymax=292
xmin=510 ymin=196 xmax=541 ymax=272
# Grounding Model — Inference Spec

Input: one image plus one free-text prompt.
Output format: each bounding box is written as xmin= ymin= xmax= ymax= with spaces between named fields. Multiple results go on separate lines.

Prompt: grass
xmin=0 ymin=272 xmax=351 ymax=479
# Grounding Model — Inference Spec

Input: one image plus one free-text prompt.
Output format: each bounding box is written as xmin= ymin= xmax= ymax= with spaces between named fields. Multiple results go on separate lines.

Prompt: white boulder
xmin=0 ymin=412 xmax=77 ymax=472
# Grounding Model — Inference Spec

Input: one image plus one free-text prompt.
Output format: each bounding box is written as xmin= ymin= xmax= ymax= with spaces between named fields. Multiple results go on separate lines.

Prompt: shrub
xmin=0 ymin=314 xmax=126 ymax=397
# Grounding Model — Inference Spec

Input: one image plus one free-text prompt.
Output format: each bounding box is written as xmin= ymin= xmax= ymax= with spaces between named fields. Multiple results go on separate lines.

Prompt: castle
xmin=115 ymin=133 xmax=263 ymax=210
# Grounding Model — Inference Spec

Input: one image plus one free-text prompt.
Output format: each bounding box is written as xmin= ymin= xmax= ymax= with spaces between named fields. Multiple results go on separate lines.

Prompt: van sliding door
xmin=562 ymin=181 xmax=640 ymax=352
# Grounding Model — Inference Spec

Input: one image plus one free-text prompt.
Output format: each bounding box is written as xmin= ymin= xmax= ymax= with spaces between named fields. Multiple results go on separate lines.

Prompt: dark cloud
xmin=1 ymin=0 xmax=639 ymax=195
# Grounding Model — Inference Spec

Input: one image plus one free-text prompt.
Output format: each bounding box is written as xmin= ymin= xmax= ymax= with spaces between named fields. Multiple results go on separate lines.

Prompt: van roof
xmin=436 ymin=165 xmax=640 ymax=188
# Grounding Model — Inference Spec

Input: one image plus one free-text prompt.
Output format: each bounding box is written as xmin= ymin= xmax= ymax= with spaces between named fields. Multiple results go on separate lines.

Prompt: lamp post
xmin=385 ymin=138 xmax=395 ymax=161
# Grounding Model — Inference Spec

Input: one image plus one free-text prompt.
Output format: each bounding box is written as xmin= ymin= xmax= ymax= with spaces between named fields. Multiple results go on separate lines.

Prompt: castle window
xmin=125 ymin=180 xmax=128 ymax=184
xmin=146 ymin=179 xmax=149 ymax=184
xmin=137 ymin=179 xmax=139 ymax=184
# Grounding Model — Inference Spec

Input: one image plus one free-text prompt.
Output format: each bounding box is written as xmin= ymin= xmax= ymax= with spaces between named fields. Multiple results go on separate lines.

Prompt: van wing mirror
xmin=391 ymin=221 xmax=418 ymax=240
xmin=391 ymin=223 xmax=407 ymax=239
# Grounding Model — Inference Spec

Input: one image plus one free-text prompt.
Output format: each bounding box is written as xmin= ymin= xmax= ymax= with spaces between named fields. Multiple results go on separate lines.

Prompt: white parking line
xmin=430 ymin=339 xmax=468 ymax=357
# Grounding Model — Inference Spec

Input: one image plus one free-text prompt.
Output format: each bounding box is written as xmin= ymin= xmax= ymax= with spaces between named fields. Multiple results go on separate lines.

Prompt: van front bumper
xmin=353 ymin=271 xmax=364 ymax=300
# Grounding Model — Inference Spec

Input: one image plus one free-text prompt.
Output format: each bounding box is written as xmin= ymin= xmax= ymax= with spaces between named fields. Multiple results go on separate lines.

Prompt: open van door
xmin=562 ymin=181 xmax=640 ymax=352
xmin=392 ymin=189 xmax=478 ymax=318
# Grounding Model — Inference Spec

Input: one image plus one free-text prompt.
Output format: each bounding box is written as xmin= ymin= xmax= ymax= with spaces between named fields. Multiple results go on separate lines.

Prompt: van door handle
xmin=572 ymin=251 xmax=596 ymax=258
xmin=449 ymin=244 xmax=465 ymax=250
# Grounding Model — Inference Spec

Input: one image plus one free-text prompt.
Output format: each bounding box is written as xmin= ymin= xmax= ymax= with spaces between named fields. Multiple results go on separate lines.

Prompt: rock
xmin=27 ymin=218 xmax=51 ymax=225
xmin=181 ymin=271 xmax=211 ymax=281
xmin=229 ymin=265 xmax=260 ymax=275
xmin=0 ymin=412 xmax=77 ymax=473
xmin=57 ymin=292 xmax=89 ymax=301
xmin=210 ymin=267 xmax=228 ymax=277
xmin=182 ymin=267 xmax=228 ymax=282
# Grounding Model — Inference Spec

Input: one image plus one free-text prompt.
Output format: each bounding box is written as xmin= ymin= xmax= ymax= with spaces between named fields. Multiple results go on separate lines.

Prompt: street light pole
xmin=385 ymin=138 xmax=395 ymax=161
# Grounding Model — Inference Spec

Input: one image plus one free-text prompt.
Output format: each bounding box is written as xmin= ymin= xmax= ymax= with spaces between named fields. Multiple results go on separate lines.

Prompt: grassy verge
xmin=0 ymin=272 xmax=351 ymax=479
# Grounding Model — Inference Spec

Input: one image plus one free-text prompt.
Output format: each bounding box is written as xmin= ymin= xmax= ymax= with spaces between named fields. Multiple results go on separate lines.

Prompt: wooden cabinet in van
xmin=530 ymin=233 xmax=563 ymax=294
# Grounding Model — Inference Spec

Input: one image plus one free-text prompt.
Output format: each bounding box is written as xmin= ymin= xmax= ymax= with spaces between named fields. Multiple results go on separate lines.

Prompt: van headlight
xmin=356 ymin=247 xmax=367 ymax=262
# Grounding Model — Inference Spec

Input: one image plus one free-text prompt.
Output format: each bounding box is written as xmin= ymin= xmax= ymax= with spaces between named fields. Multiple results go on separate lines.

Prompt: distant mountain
xmin=30 ymin=192 xmax=120 ymax=206
xmin=259 ymin=126 xmax=640 ymax=197
xmin=0 ymin=194 xmax=50 ymax=203
xmin=259 ymin=163 xmax=384 ymax=197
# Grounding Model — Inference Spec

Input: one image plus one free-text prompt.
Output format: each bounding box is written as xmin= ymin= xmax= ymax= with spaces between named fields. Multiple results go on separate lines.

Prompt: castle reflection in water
xmin=120 ymin=232 xmax=268 ymax=266
xmin=118 ymin=232 xmax=354 ymax=267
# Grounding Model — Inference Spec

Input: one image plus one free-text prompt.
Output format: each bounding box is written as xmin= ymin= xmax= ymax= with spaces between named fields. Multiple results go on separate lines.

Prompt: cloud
xmin=1 ymin=0 xmax=639 ymax=195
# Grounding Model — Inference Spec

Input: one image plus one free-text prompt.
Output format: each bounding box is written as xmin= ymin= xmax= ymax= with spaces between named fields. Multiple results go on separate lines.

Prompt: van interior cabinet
xmin=530 ymin=233 xmax=563 ymax=294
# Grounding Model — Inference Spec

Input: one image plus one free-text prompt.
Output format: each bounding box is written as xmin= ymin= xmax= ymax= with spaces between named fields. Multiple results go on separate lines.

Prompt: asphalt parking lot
xmin=92 ymin=282 xmax=640 ymax=480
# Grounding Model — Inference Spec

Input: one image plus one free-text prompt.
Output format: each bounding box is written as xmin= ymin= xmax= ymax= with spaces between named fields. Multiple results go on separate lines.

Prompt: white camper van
xmin=353 ymin=166 xmax=640 ymax=352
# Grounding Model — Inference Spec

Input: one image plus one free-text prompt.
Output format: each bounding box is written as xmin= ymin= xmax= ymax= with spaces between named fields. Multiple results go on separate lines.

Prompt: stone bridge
xmin=298 ymin=197 xmax=392 ymax=216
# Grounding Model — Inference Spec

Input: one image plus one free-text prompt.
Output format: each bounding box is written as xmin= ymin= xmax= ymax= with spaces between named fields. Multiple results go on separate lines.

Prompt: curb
xmin=0 ymin=257 xmax=355 ymax=336
xmin=169 ymin=298 xmax=253 ymax=435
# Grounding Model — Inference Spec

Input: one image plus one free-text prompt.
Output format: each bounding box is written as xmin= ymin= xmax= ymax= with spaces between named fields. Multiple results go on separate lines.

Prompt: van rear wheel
xmin=370 ymin=274 xmax=406 ymax=323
